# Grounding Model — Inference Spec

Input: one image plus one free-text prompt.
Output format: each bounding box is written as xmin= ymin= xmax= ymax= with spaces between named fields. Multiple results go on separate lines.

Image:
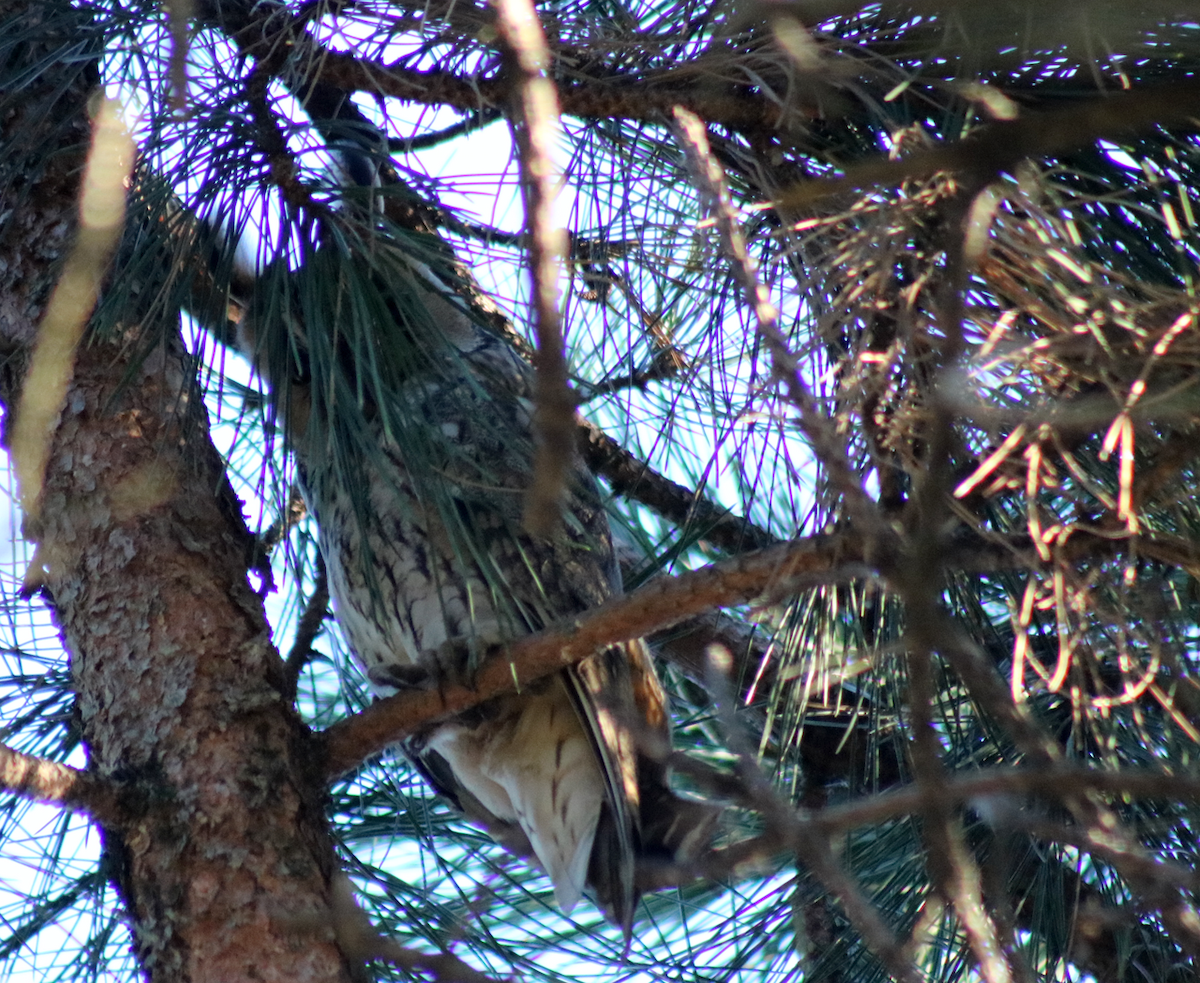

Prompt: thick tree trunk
xmin=26 ymin=337 xmax=358 ymax=983
xmin=0 ymin=7 xmax=356 ymax=981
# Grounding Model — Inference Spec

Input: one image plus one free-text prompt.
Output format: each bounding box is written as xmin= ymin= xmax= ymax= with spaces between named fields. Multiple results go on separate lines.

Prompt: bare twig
xmin=390 ymin=108 xmax=502 ymax=153
xmin=163 ymin=0 xmax=194 ymax=113
xmin=792 ymin=819 xmax=923 ymax=983
xmin=580 ymin=357 xmax=684 ymax=400
xmin=577 ymin=417 xmax=781 ymax=553
xmin=328 ymin=875 xmax=498 ymax=983
xmin=1017 ymin=815 xmax=1200 ymax=893
xmin=817 ymin=766 xmax=1200 ymax=834
xmin=649 ymin=764 xmax=1200 ymax=887
xmin=907 ymin=621 xmax=1016 ymax=983
xmin=284 ymin=555 xmax=329 ymax=699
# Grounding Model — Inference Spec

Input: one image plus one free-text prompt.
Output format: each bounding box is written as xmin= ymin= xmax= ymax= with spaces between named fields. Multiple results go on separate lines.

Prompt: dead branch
xmin=284 ymin=556 xmax=330 ymax=700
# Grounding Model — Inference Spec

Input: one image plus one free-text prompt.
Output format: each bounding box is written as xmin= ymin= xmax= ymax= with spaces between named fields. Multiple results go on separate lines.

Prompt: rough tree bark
xmin=0 ymin=7 xmax=356 ymax=981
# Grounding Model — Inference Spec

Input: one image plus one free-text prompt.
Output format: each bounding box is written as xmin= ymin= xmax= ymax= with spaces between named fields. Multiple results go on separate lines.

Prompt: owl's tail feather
xmin=587 ymin=804 xmax=637 ymax=935
xmin=588 ymin=783 xmax=723 ymax=937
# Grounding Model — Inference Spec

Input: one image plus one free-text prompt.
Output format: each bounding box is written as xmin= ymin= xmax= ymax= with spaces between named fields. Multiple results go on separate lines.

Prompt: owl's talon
xmin=368 ymin=663 xmax=432 ymax=694
xmin=425 ymin=635 xmax=504 ymax=691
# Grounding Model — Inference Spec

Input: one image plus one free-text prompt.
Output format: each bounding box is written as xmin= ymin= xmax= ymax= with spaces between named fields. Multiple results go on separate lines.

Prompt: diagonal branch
xmin=320 ymin=533 xmax=872 ymax=778
xmin=284 ymin=555 xmax=329 ymax=700
xmin=318 ymin=527 xmax=1058 ymax=778
xmin=670 ymin=106 xmax=889 ymax=541
xmin=577 ymin=417 xmax=781 ymax=554
xmin=328 ymin=876 xmax=498 ymax=983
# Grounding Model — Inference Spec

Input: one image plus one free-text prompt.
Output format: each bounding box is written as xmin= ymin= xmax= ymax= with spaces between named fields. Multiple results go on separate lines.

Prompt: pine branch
xmin=318 ymin=527 xmax=1063 ymax=778
xmin=577 ymin=417 xmax=781 ymax=553
xmin=0 ymin=742 xmax=120 ymax=823
xmin=197 ymin=0 xmax=802 ymax=141
xmin=245 ymin=62 xmax=324 ymax=213
xmin=390 ymin=109 xmax=503 ymax=153
xmin=778 ymin=77 xmax=1200 ymax=210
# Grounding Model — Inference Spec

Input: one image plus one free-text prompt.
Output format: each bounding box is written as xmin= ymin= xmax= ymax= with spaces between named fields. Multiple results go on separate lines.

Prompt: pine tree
xmin=0 ymin=2 xmax=1198 ymax=981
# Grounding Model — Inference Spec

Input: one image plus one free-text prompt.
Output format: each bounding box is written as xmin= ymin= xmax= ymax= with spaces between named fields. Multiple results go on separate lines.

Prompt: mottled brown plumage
xmin=293 ymin=288 xmax=717 ymax=930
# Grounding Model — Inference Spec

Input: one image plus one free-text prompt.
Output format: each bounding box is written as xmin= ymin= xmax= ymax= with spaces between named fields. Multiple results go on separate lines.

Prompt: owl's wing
xmin=565 ymin=643 xmax=641 ymax=932
xmin=570 ymin=638 xmax=725 ymax=931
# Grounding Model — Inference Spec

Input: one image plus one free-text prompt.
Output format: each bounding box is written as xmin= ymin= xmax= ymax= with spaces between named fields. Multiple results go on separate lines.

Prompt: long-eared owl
xmin=281 ymin=271 xmax=717 ymax=930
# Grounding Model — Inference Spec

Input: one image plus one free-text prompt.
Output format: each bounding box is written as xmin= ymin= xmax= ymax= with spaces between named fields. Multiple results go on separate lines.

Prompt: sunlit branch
xmin=319 ymin=526 xmax=1056 ymax=777
xmin=12 ymin=97 xmax=133 ymax=518
xmin=0 ymin=742 xmax=120 ymax=824
xmin=320 ymin=532 xmax=870 ymax=777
